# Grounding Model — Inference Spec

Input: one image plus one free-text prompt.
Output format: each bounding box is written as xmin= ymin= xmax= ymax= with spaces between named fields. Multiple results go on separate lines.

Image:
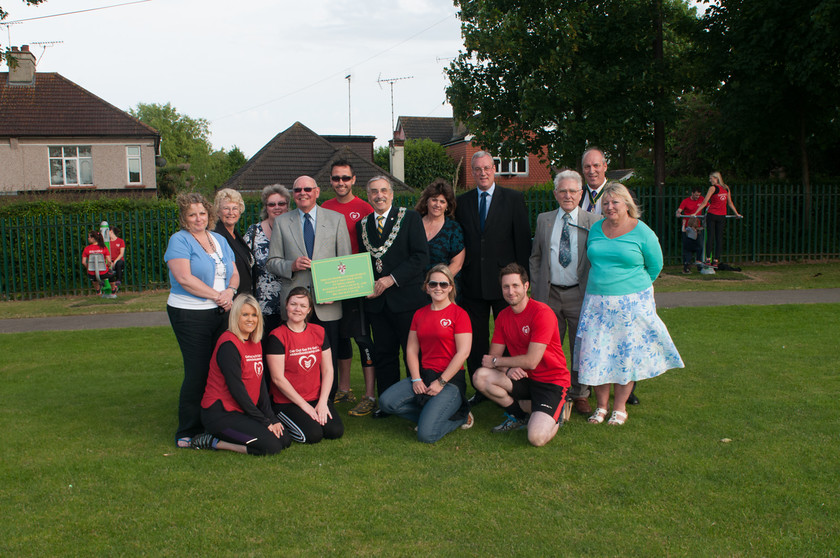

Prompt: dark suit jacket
xmin=529 ymin=208 xmax=600 ymax=302
xmin=356 ymin=207 xmax=429 ymax=315
xmin=214 ymin=222 xmax=253 ymax=295
xmin=455 ymin=186 xmax=531 ymax=301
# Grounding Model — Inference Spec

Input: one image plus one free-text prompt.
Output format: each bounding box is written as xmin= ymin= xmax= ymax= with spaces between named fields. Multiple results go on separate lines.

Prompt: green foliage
xmin=374 ymin=145 xmax=390 ymax=172
xmin=403 ymin=138 xmax=458 ymax=189
xmin=0 ymin=197 xmax=174 ymax=218
xmin=446 ymin=0 xmax=701 ymax=170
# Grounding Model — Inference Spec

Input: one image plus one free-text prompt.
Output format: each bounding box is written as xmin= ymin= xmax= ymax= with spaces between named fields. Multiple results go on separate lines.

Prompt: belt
xmin=551 ymin=283 xmax=579 ymax=290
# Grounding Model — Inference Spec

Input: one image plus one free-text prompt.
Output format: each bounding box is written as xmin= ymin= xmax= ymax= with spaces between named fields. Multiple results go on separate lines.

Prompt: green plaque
xmin=310 ymin=253 xmax=375 ymax=303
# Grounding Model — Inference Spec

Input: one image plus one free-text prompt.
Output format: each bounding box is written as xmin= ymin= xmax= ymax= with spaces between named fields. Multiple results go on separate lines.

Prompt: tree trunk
xmin=653 ymin=0 xmax=666 ymax=238
xmin=799 ymin=114 xmax=811 ymax=231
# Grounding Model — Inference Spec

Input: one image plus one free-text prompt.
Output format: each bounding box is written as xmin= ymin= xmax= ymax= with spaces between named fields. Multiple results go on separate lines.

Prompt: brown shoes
xmin=572 ymin=397 xmax=592 ymax=415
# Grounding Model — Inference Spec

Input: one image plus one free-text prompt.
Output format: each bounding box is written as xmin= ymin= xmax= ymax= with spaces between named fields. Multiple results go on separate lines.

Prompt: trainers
xmin=348 ymin=397 xmax=376 ymax=417
xmin=190 ymin=432 xmax=218 ymax=450
xmin=333 ymin=389 xmax=356 ymax=405
xmin=490 ymin=413 xmax=528 ymax=433
xmin=460 ymin=411 xmax=475 ymax=430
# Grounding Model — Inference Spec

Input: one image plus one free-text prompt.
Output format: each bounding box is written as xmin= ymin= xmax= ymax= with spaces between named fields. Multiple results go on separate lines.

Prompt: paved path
xmin=2 ymin=289 xmax=839 ymax=334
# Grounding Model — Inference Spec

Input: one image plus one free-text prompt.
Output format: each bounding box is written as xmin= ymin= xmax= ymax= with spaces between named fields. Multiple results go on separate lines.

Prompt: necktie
xmin=586 ymin=189 xmax=597 ymax=213
xmin=377 ymin=215 xmax=385 ymax=235
xmin=559 ymin=213 xmax=571 ymax=268
xmin=303 ymin=213 xmax=315 ymax=258
xmin=479 ymin=191 xmax=489 ymax=232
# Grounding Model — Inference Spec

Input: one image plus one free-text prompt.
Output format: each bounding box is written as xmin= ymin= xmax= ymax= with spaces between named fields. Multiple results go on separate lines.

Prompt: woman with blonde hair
xmin=692 ymin=172 xmax=742 ymax=266
xmin=192 ymin=294 xmax=291 ymax=454
xmin=214 ymin=188 xmax=254 ymax=295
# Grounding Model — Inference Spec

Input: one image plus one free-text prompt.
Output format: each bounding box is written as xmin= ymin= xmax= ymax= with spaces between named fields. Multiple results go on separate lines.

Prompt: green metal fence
xmin=2 ymin=184 xmax=838 ymax=299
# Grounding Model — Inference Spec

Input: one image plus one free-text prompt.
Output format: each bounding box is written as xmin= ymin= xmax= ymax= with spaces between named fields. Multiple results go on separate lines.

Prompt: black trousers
xmin=460 ymin=295 xmax=508 ymax=387
xmin=368 ymin=307 xmax=415 ymax=398
xmin=167 ymin=305 xmax=228 ymax=440
xmin=202 ymin=401 xmax=291 ymax=455
xmin=705 ymin=213 xmax=726 ymax=261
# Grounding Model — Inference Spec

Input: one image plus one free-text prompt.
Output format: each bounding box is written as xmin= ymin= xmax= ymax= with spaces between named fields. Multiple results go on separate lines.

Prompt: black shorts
xmin=510 ymin=378 xmax=569 ymax=423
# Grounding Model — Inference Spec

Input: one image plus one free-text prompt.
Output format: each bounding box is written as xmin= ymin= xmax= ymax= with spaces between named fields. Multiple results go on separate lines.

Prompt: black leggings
xmin=202 ymin=402 xmax=291 ymax=455
xmin=705 ymin=213 xmax=726 ymax=261
xmin=272 ymin=400 xmax=344 ymax=444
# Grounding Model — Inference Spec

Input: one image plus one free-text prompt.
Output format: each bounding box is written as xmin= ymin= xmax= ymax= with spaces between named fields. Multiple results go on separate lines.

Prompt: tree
xmin=445 ymin=0 xmax=700 ymax=172
xmin=374 ymin=139 xmax=459 ymax=189
xmin=1 ymin=1 xmax=48 ymax=67
xmin=701 ymin=0 xmax=840 ymax=221
xmin=129 ymin=102 xmax=230 ymax=196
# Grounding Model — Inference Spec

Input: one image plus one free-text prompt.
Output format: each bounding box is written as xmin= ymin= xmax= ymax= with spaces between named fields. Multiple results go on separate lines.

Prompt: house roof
xmin=0 ymin=72 xmax=160 ymax=140
xmin=224 ymin=121 xmax=412 ymax=192
xmin=395 ymin=116 xmax=466 ymax=145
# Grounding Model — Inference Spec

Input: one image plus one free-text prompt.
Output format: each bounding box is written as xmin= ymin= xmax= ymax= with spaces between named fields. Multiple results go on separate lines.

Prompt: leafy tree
xmin=445 ymin=0 xmax=700 ymax=172
xmin=373 ymin=140 xmax=458 ymax=189
xmin=701 ymin=0 xmax=840 ymax=217
xmin=1 ymin=1 xmax=48 ymax=66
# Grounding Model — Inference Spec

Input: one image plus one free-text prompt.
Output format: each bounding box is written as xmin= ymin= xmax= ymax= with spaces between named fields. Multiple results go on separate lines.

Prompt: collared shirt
xmin=477 ymin=183 xmax=496 ymax=216
xmin=298 ymin=205 xmax=318 ymax=237
xmin=584 ymin=179 xmax=607 ymax=214
xmin=549 ymin=206 xmax=580 ymax=287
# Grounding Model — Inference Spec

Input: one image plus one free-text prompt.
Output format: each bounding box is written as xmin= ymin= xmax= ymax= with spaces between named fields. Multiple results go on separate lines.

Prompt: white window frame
xmin=49 ymin=146 xmax=93 ymax=186
xmin=126 ymin=146 xmax=142 ymax=184
xmin=493 ymin=156 xmax=528 ymax=176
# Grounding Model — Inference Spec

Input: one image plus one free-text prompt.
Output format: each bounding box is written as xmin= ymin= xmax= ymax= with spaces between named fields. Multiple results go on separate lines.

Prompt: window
xmin=126 ymin=146 xmax=142 ymax=184
xmin=493 ymin=156 xmax=528 ymax=176
xmin=49 ymin=146 xmax=93 ymax=186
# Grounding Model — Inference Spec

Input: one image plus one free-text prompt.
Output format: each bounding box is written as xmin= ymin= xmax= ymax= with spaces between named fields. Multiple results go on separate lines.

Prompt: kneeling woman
xmin=379 ymin=264 xmax=473 ymax=443
xmin=267 ymin=287 xmax=344 ymax=443
xmin=195 ymin=295 xmax=291 ymax=454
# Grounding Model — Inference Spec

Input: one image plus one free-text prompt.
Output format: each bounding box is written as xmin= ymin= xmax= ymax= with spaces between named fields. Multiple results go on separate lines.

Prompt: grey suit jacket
xmin=529 ymin=208 xmax=601 ymax=303
xmin=265 ymin=207 xmax=351 ymax=321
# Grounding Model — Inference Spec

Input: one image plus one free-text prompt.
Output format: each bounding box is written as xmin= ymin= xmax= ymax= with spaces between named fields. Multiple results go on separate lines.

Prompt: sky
xmin=2 ymin=0 xmax=466 ymax=157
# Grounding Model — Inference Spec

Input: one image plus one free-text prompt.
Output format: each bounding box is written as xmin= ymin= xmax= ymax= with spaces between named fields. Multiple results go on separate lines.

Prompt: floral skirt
xmin=575 ymin=287 xmax=684 ymax=386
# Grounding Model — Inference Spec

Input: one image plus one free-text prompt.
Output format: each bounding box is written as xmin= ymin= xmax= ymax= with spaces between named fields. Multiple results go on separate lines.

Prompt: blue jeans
xmin=379 ymin=378 xmax=466 ymax=443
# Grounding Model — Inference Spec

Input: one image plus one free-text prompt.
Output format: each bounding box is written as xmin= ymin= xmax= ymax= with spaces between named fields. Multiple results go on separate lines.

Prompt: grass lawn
xmin=2 ymin=304 xmax=838 ymax=556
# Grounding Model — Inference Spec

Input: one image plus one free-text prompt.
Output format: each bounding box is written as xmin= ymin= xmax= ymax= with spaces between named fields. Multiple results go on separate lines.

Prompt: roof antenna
xmin=30 ymin=40 xmax=63 ymax=64
xmin=377 ymin=73 xmax=414 ymax=133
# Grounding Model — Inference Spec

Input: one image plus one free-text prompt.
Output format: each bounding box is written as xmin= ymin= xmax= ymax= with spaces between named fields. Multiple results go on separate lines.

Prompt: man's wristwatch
xmin=492 ymin=357 xmax=498 ymax=367
xmin=438 ymin=378 xmax=448 ymax=387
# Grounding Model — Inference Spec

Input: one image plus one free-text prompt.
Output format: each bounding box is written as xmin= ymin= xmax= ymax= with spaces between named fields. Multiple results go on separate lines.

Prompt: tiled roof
xmin=224 ymin=122 xmax=412 ymax=192
xmin=0 ymin=72 xmax=159 ymax=139
xmin=395 ymin=116 xmax=462 ymax=144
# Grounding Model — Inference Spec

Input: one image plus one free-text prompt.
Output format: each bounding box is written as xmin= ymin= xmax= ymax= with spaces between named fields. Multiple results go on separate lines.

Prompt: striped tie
xmin=377 ymin=215 xmax=384 ymax=235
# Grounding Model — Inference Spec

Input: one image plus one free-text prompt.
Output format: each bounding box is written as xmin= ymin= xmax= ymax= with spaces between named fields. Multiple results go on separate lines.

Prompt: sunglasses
xmin=427 ymin=281 xmax=451 ymax=289
xmin=266 ymin=201 xmax=288 ymax=208
xmin=331 ymin=175 xmax=353 ymax=182
xmin=293 ymin=187 xmax=316 ymax=194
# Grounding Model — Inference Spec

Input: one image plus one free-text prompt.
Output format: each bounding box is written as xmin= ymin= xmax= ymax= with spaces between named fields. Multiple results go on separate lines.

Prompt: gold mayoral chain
xmin=361 ymin=207 xmax=407 ymax=273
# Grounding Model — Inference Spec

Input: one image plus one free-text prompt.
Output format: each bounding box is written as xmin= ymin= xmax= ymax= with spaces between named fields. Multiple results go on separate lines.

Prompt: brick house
xmin=0 ymin=46 xmax=160 ymax=196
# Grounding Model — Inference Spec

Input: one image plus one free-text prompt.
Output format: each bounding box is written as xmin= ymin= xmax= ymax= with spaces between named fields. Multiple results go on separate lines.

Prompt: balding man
xmin=581 ymin=147 xmax=609 ymax=214
xmin=266 ymin=175 xmax=351 ymax=394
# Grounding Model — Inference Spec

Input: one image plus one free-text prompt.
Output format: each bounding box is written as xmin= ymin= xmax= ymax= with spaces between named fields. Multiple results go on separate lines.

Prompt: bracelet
xmin=410 ymin=378 xmax=422 ymax=383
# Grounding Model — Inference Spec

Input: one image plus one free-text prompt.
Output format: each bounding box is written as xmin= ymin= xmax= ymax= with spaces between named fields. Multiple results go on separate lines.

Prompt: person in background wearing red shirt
xmin=676 ymin=187 xmax=704 ymax=274
xmin=472 ymin=263 xmax=571 ymax=446
xmin=109 ymin=225 xmax=126 ymax=286
xmin=266 ymin=287 xmax=344 ymax=444
xmin=81 ymin=230 xmax=115 ymax=295
xmin=191 ymin=294 xmax=290 ymax=454
xmin=692 ymin=171 xmax=742 ymax=267
xmin=378 ymin=264 xmax=474 ymax=442
xmin=321 ymin=160 xmax=377 ymax=416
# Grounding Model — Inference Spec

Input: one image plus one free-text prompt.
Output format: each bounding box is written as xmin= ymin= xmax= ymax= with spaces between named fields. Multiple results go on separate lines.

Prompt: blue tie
xmin=479 ymin=191 xmax=489 ymax=232
xmin=303 ymin=213 xmax=314 ymax=258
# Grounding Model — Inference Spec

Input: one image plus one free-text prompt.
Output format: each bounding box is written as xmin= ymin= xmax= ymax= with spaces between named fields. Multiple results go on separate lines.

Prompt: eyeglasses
xmin=556 ymin=189 xmax=581 ymax=196
xmin=293 ymin=187 xmax=316 ymax=194
xmin=331 ymin=175 xmax=353 ymax=182
xmin=266 ymin=201 xmax=288 ymax=208
xmin=427 ymin=281 xmax=451 ymax=289
xmin=473 ymin=165 xmax=494 ymax=174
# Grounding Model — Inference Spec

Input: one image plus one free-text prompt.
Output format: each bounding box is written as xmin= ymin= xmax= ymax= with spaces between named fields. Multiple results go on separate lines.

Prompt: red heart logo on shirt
xmin=440 ymin=319 xmax=452 ymax=328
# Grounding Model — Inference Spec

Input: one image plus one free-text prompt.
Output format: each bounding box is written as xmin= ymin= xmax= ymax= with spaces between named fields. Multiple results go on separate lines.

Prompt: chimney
xmin=389 ymin=137 xmax=405 ymax=183
xmin=8 ymin=45 xmax=36 ymax=85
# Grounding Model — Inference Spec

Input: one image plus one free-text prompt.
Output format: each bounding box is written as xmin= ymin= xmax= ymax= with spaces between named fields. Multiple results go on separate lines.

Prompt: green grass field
xmin=2 ymin=304 xmax=838 ymax=556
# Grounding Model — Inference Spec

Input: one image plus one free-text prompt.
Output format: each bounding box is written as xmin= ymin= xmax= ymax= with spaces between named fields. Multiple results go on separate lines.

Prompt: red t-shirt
xmin=82 ymin=244 xmax=111 ymax=274
xmin=109 ymin=237 xmax=126 ymax=262
xmin=201 ymin=331 xmax=265 ymax=413
xmin=411 ymin=303 xmax=471 ymax=373
xmin=491 ymin=298 xmax=570 ymax=387
xmin=267 ymin=323 xmax=328 ymax=404
xmin=322 ymin=196 xmax=373 ymax=254
xmin=707 ymin=185 xmax=729 ymax=215
xmin=678 ymin=197 xmax=704 ymax=231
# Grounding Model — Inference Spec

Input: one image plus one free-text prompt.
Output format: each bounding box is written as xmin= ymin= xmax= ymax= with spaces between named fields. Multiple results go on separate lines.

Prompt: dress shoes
xmin=572 ymin=397 xmax=592 ymax=415
xmin=372 ymin=408 xmax=391 ymax=419
xmin=627 ymin=393 xmax=640 ymax=405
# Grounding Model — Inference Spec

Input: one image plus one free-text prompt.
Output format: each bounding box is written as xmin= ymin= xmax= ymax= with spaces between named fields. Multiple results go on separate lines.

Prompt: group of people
xmin=165 ymin=149 xmax=689 ymax=453
xmin=81 ymin=226 xmax=126 ymax=295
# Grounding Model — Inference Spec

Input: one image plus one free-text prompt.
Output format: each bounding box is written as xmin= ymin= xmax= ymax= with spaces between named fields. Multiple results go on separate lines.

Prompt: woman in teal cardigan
xmin=575 ymin=183 xmax=683 ymax=426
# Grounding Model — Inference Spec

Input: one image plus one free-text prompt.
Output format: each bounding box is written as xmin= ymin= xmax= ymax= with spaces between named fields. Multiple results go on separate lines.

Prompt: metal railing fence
xmin=2 ymin=184 xmax=838 ymax=299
